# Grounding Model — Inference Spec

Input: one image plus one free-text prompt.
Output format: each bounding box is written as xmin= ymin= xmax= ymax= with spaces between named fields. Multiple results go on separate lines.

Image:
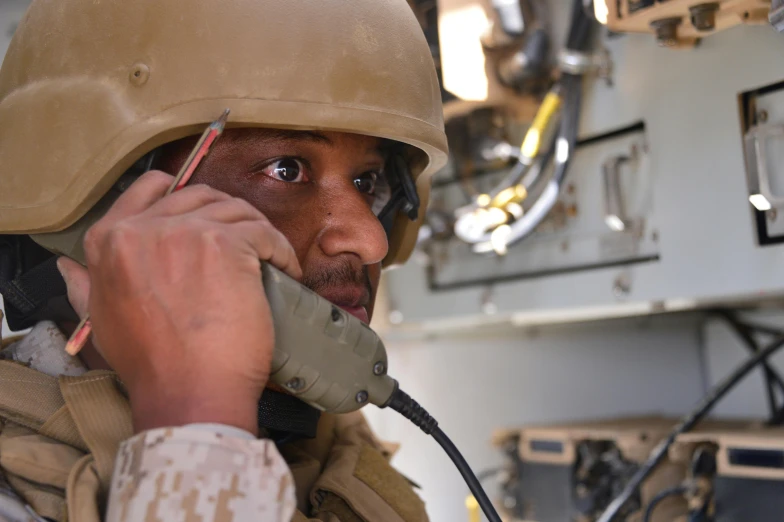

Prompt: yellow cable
xmin=465 ymin=494 xmax=480 ymax=522
xmin=520 ymin=90 xmax=562 ymax=160
xmin=491 ymin=185 xmax=528 ymax=208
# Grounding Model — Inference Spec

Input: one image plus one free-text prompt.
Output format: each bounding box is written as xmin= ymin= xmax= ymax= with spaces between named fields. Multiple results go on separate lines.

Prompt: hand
xmin=57 ymin=170 xmax=301 ymax=436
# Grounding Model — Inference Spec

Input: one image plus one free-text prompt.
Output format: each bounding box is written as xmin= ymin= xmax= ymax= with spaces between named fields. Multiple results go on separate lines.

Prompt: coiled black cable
xmin=386 ymin=388 xmax=502 ymax=522
xmin=642 ymin=485 xmax=688 ymax=522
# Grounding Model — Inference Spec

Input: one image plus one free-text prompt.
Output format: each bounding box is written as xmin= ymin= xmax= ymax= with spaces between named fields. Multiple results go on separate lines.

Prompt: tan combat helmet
xmin=0 ymin=0 xmax=448 ymax=267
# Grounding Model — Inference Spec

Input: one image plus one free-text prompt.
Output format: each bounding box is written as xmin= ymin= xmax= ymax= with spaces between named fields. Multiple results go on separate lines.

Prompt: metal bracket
xmin=557 ymin=47 xmax=613 ymax=86
xmin=744 ymin=123 xmax=784 ymax=210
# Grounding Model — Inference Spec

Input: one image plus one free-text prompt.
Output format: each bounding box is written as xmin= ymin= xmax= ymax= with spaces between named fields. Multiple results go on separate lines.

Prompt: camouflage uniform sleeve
xmin=107 ymin=426 xmax=296 ymax=522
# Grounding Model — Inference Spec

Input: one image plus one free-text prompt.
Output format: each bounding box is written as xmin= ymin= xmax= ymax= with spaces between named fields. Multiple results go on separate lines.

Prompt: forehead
xmin=216 ymin=128 xmax=385 ymax=154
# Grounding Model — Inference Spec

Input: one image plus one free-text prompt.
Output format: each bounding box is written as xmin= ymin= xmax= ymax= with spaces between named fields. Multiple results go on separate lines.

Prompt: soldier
xmin=0 ymin=0 xmax=448 ymax=520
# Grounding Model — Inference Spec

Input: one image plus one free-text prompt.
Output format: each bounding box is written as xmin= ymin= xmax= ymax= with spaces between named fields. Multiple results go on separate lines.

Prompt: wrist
xmin=130 ymin=385 xmax=260 ymax=436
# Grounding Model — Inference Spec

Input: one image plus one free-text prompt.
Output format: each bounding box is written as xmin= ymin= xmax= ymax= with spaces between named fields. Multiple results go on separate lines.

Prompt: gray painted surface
xmin=385 ymin=23 xmax=784 ymax=328
xmin=703 ymin=309 xmax=784 ymax=418
xmin=365 ymin=314 xmax=707 ymax=522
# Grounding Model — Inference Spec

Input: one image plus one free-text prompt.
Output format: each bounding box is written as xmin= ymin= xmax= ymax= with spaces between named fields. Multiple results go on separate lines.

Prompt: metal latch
xmin=744 ymin=123 xmax=784 ymax=211
xmin=603 ymin=155 xmax=632 ymax=232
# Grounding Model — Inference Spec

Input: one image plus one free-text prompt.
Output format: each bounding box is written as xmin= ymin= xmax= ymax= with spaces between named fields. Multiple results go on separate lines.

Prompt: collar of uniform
xmin=0 ymin=320 xmax=87 ymax=378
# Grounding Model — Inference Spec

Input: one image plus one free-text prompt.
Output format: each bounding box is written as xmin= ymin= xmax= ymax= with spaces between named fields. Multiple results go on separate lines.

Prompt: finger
xmin=230 ymin=221 xmax=303 ymax=281
xmin=186 ymin=198 xmax=267 ymax=224
xmin=56 ymin=257 xmax=91 ymax=319
xmin=141 ymin=183 xmax=233 ymax=218
xmin=101 ymin=170 xmax=174 ymax=223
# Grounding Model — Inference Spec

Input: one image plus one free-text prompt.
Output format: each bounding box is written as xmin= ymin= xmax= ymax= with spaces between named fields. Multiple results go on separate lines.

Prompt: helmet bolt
xmin=331 ymin=307 xmax=342 ymax=323
xmin=129 ymin=63 xmax=150 ymax=86
xmin=373 ymin=361 xmax=387 ymax=376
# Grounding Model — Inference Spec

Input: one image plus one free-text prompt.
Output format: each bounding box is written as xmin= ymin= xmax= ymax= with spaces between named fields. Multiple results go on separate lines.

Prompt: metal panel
xmin=714 ymin=477 xmax=784 ymax=522
xmin=384 ymin=24 xmax=784 ymax=328
xmin=427 ymin=125 xmax=658 ymax=291
xmin=518 ymin=462 xmax=573 ymax=521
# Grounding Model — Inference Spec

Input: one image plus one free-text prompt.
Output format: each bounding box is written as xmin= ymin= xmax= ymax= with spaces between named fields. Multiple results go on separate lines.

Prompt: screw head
xmin=285 ymin=377 xmax=305 ymax=391
xmin=355 ymin=390 xmax=369 ymax=404
xmin=331 ymin=307 xmax=342 ymax=323
xmin=613 ymin=275 xmax=631 ymax=297
xmin=373 ymin=361 xmax=386 ymax=376
xmin=128 ymin=63 xmax=150 ymax=86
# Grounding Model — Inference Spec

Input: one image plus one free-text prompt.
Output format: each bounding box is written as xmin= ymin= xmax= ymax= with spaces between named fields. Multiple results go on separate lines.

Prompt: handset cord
xmin=385 ymin=388 xmax=503 ymax=522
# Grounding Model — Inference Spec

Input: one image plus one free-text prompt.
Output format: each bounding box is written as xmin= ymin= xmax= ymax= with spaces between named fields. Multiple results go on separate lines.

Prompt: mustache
xmin=301 ymin=260 xmax=372 ymax=295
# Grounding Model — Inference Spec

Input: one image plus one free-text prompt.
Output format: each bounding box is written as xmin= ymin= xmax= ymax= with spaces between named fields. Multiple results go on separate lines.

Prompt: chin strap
xmin=377 ymin=154 xmax=421 ymax=237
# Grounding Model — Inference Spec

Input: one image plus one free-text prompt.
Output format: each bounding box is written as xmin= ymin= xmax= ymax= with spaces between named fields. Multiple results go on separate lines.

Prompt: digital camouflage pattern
xmin=108 ymin=427 xmax=295 ymax=522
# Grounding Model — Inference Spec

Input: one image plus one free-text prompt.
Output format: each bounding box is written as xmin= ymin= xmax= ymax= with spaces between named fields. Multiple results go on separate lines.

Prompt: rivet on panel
xmin=129 ymin=63 xmax=150 ymax=86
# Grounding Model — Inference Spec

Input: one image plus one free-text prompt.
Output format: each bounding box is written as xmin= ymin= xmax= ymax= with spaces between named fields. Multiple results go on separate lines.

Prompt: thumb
xmin=56 ymin=257 xmax=91 ymax=319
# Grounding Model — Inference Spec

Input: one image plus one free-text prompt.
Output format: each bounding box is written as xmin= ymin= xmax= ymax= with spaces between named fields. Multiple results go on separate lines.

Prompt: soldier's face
xmin=157 ymin=129 xmax=389 ymax=324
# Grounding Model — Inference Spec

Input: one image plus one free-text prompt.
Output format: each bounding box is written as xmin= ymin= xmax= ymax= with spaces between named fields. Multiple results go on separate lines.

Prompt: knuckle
xmin=199 ymin=225 xmax=230 ymax=246
xmin=105 ymin=222 xmax=139 ymax=249
xmin=139 ymin=169 xmax=175 ymax=187
xmin=184 ymin=184 xmax=222 ymax=203
xmin=255 ymin=218 xmax=276 ymax=234
xmin=198 ymin=226 xmax=234 ymax=260
xmin=82 ymin=224 xmax=103 ymax=252
xmin=231 ymin=197 xmax=265 ymax=219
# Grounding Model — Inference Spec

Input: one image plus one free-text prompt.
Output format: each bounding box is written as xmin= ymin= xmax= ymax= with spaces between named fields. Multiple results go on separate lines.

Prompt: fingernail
xmin=56 ymin=257 xmax=67 ymax=279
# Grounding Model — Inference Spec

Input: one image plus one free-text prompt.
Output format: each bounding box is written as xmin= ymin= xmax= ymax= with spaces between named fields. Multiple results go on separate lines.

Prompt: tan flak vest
xmin=0 ymin=326 xmax=427 ymax=522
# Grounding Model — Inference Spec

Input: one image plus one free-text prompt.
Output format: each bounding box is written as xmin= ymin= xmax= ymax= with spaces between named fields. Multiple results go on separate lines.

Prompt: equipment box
xmin=671 ymin=424 xmax=784 ymax=522
xmin=494 ymin=417 xmax=688 ymax=522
